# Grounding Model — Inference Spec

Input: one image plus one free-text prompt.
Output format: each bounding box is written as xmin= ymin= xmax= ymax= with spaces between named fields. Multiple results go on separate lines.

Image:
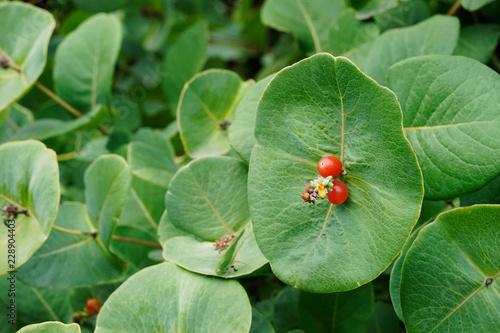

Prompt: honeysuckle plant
xmin=0 ymin=1 xmax=499 ymax=333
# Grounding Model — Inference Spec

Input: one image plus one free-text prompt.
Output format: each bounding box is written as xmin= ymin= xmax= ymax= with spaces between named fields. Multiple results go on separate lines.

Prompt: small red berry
xmin=317 ymin=156 xmax=343 ymax=178
xmin=327 ymin=180 xmax=349 ymax=205
xmin=86 ymin=298 xmax=101 ymax=315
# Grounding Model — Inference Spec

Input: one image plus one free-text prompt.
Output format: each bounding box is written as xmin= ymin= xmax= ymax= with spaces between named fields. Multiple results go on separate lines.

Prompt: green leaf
xmin=374 ymin=0 xmax=430 ymax=31
xmin=162 ymin=224 xmax=268 ymax=278
xmin=0 ymin=275 xmax=74 ymax=324
xmin=329 ymin=8 xmax=380 ymax=56
xmin=0 ymin=140 xmax=59 ymax=274
xmin=127 ymin=132 xmax=178 ymax=189
xmin=400 ymin=205 xmax=500 ymax=332
xmin=261 ymin=0 xmax=345 ymax=53
xmin=0 ymin=3 xmax=55 ymax=111
xmin=248 ymin=53 xmax=423 ymax=292
xmin=272 ymin=287 xmax=300 ymax=332
xmin=157 ymin=210 xmax=190 ymax=244
xmin=17 ymin=202 xmax=127 ymax=288
xmin=166 ymin=156 xmax=251 ymax=240
xmin=350 ymin=0 xmax=398 ymax=20
xmin=73 ymin=0 xmax=130 ymax=12
xmin=389 ymin=224 xmax=425 ymax=322
xmin=461 ymin=175 xmax=500 ymax=206
xmin=95 ymin=262 xmax=252 ymax=332
xmin=54 ymin=13 xmax=122 ymax=111
xmin=178 ymin=69 xmax=249 ymax=158
xmin=368 ymin=302 xmax=401 ymax=333
xmin=453 ymin=24 xmax=500 ymax=63
xmin=229 ymin=74 xmax=273 ymax=163
xmin=161 ymin=20 xmax=208 ymax=113
xmin=85 ymin=154 xmax=132 ymax=247
xmin=364 ymin=15 xmax=459 ymax=85
xmin=12 ymin=105 xmax=108 ymax=141
xmin=462 ymin=0 xmax=497 ymax=11
xmin=17 ymin=322 xmax=81 ymax=333
xmin=0 ymin=103 xmax=33 ymax=143
xmin=298 ymin=283 xmax=374 ymax=332
xmin=251 ymin=307 xmax=275 ymax=333
xmin=387 ymin=55 xmax=500 ymax=199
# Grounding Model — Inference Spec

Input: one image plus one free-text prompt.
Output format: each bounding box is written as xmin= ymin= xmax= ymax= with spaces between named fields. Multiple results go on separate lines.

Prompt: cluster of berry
xmin=301 ymin=156 xmax=349 ymax=205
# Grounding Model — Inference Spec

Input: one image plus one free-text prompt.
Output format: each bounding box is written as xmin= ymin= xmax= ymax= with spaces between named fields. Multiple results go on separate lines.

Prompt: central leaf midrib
xmin=191 ymin=170 xmax=234 ymax=235
xmin=297 ymin=0 xmax=321 ymax=53
xmin=430 ymin=270 xmax=500 ymax=332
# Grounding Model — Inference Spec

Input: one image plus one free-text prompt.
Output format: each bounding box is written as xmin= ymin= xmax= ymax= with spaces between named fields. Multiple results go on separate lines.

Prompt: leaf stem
xmin=52 ymin=225 xmax=97 ymax=237
xmin=447 ymin=0 xmax=461 ymax=16
xmin=5 ymin=117 xmax=19 ymax=131
xmin=111 ymin=235 xmax=163 ymax=248
xmin=35 ymin=82 xmax=111 ymax=136
xmin=57 ymin=152 xmax=77 ymax=161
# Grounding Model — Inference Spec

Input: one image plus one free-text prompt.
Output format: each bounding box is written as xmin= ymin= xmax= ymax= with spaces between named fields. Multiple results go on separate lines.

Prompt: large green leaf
xmin=166 ymin=156 xmax=251 ymax=241
xmin=250 ymin=306 xmax=275 ymax=333
xmin=161 ymin=21 xmax=208 ymax=113
xmin=387 ymin=55 xmax=500 ymax=199
xmin=54 ymin=13 xmax=122 ymax=111
xmin=85 ymin=154 xmax=132 ymax=247
xmin=351 ymin=0 xmax=398 ymax=20
xmin=162 ymin=224 xmax=268 ymax=278
xmin=17 ymin=202 xmax=127 ymax=288
xmin=177 ymin=69 xmax=249 ymax=158
xmin=95 ymin=262 xmax=252 ymax=332
xmin=17 ymin=322 xmax=81 ymax=333
xmin=400 ymin=205 xmax=500 ymax=332
xmin=298 ymin=283 xmax=374 ymax=332
xmin=247 ymin=53 xmax=423 ymax=292
xmin=364 ymin=15 xmax=459 ymax=85
xmin=374 ymin=0 xmax=430 ymax=31
xmin=0 ymin=104 xmax=33 ymax=143
xmin=229 ymin=74 xmax=273 ymax=163
xmin=368 ymin=302 xmax=401 ymax=333
xmin=11 ymin=105 xmax=108 ymax=141
xmin=261 ymin=0 xmax=345 ymax=53
xmin=0 ymin=140 xmax=59 ymax=274
xmin=462 ymin=0 xmax=497 ymax=11
xmin=453 ymin=24 xmax=500 ymax=63
xmin=127 ymin=130 xmax=178 ymax=189
xmin=461 ymin=175 xmax=500 ymax=206
xmin=0 ymin=3 xmax=55 ymax=111
xmin=0 ymin=276 xmax=74 ymax=324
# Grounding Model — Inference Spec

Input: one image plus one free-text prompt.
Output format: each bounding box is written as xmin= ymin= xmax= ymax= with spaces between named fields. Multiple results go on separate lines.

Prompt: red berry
xmin=317 ymin=156 xmax=342 ymax=178
xmin=327 ymin=180 xmax=349 ymax=205
xmin=86 ymin=298 xmax=101 ymax=315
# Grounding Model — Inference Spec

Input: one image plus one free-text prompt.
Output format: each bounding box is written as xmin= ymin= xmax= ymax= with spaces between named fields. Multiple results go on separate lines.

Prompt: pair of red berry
xmin=317 ymin=156 xmax=348 ymax=205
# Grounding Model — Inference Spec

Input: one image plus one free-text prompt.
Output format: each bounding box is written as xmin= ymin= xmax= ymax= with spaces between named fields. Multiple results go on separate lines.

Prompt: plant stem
xmin=52 ymin=225 xmax=97 ymax=237
xmin=57 ymin=152 xmax=77 ymax=161
xmin=447 ymin=0 xmax=461 ymax=16
xmin=5 ymin=117 xmax=19 ymax=131
xmin=111 ymin=235 xmax=163 ymax=248
xmin=35 ymin=82 xmax=111 ymax=136
xmin=52 ymin=225 xmax=162 ymax=248
xmin=35 ymin=82 xmax=83 ymax=117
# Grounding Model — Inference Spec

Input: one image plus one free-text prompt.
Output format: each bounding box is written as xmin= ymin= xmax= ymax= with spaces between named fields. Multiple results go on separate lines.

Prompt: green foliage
xmin=1 ymin=1 xmax=500 ymax=332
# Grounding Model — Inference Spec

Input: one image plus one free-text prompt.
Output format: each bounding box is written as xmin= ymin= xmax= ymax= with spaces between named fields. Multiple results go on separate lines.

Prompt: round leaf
xmin=17 ymin=322 xmax=81 ymax=333
xmin=364 ymin=15 xmax=459 ymax=85
xmin=177 ymin=69 xmax=248 ymax=158
xmin=248 ymin=53 xmax=423 ymax=292
xmin=166 ymin=156 xmax=250 ymax=240
xmin=54 ymin=13 xmax=122 ymax=111
xmin=85 ymin=154 xmax=132 ymax=247
xmin=400 ymin=205 xmax=500 ymax=332
xmin=229 ymin=74 xmax=273 ymax=163
xmin=298 ymin=283 xmax=374 ymax=332
xmin=162 ymin=224 xmax=268 ymax=278
xmin=0 ymin=140 xmax=59 ymax=274
xmin=388 ymin=55 xmax=500 ymax=199
xmin=0 ymin=2 xmax=55 ymax=111
xmin=17 ymin=202 xmax=127 ymax=288
xmin=95 ymin=262 xmax=252 ymax=333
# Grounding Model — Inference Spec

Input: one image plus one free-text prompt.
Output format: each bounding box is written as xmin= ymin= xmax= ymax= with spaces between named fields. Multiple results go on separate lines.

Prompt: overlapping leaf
xmin=388 ymin=55 xmax=500 ymax=199
xmin=0 ymin=140 xmax=59 ymax=274
xmin=248 ymin=53 xmax=423 ymax=292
